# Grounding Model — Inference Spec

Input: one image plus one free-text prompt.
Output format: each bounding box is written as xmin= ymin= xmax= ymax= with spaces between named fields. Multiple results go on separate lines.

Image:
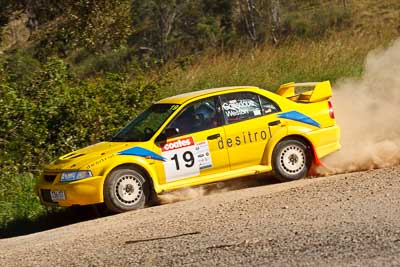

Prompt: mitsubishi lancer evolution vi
xmin=37 ymin=81 xmax=340 ymax=212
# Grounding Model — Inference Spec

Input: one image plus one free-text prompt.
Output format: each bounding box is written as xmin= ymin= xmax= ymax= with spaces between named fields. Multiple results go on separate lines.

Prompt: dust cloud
xmin=157 ymin=175 xmax=273 ymax=204
xmin=319 ymin=38 xmax=400 ymax=174
xmin=157 ymin=186 xmax=210 ymax=204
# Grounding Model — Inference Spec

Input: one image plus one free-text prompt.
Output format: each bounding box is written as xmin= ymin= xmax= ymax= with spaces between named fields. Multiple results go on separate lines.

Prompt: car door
xmin=219 ymin=91 xmax=281 ymax=170
xmin=153 ymin=96 xmax=229 ymax=184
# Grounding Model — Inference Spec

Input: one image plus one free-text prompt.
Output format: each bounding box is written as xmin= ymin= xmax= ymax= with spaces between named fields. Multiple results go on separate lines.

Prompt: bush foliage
xmin=0 ymin=55 xmax=159 ymax=172
xmin=0 ymin=53 xmax=160 ymax=229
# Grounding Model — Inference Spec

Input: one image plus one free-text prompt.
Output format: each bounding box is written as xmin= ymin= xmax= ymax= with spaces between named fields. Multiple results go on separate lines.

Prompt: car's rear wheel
xmin=103 ymin=167 xmax=149 ymax=213
xmin=272 ymin=139 xmax=312 ymax=182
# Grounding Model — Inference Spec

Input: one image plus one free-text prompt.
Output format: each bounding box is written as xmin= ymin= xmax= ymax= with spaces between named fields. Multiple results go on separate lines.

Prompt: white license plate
xmin=50 ymin=190 xmax=65 ymax=201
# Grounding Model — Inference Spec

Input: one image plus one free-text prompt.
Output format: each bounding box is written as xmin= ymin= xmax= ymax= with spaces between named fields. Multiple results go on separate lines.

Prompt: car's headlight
xmin=61 ymin=170 xmax=93 ymax=182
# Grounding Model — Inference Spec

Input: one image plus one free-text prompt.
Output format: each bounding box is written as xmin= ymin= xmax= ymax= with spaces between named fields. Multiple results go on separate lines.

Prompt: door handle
xmin=268 ymin=120 xmax=281 ymax=126
xmin=207 ymin=133 xmax=221 ymax=140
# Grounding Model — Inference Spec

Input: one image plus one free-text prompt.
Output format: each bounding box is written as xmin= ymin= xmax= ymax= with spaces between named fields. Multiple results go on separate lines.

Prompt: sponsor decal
xmin=161 ymin=137 xmax=195 ymax=152
xmin=217 ymin=130 xmax=269 ymax=149
xmin=195 ymin=141 xmax=212 ymax=170
xmin=222 ymin=99 xmax=260 ymax=118
xmin=87 ymin=154 xmax=115 ymax=169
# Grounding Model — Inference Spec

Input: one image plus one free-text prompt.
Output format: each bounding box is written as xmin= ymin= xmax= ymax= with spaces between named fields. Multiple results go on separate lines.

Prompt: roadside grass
xmin=0 ymin=170 xmax=107 ymax=238
xmin=0 ymin=172 xmax=47 ymax=232
xmin=351 ymin=0 xmax=400 ymax=36
xmin=160 ymin=31 xmax=396 ymax=97
xmin=0 ymin=204 xmax=103 ymax=238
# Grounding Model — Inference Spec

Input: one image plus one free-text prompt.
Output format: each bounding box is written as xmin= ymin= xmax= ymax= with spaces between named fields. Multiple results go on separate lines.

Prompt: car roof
xmin=157 ymin=86 xmax=261 ymax=104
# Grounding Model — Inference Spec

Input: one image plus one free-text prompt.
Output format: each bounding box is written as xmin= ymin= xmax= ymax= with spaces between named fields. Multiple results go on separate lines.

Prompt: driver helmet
xmin=193 ymin=102 xmax=216 ymax=128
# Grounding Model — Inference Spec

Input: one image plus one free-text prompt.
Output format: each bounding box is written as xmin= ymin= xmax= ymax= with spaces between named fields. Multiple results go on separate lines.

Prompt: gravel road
xmin=1 ymin=166 xmax=400 ymax=266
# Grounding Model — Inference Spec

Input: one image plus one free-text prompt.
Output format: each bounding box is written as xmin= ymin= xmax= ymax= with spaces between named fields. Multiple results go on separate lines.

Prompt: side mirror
xmin=165 ymin=127 xmax=180 ymax=138
xmin=155 ymin=128 xmax=180 ymax=144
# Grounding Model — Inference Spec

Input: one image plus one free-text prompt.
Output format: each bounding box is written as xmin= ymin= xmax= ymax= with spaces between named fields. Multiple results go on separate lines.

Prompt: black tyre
xmin=272 ymin=139 xmax=312 ymax=182
xmin=103 ymin=167 xmax=149 ymax=213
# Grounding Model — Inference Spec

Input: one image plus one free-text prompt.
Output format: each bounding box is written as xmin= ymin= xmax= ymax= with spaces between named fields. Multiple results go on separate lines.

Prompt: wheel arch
xmin=102 ymin=158 xmax=161 ymax=195
xmin=266 ymin=134 xmax=319 ymax=167
xmin=107 ymin=163 xmax=157 ymax=201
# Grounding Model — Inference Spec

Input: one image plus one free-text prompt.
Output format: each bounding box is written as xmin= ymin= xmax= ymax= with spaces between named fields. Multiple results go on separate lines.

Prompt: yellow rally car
xmin=37 ymin=81 xmax=340 ymax=212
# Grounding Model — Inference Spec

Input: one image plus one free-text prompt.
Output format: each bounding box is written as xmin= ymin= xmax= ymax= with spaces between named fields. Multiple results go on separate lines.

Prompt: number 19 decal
xmin=161 ymin=137 xmax=212 ymax=182
xmin=171 ymin=151 xmax=195 ymax=170
xmin=161 ymin=136 xmax=212 ymax=182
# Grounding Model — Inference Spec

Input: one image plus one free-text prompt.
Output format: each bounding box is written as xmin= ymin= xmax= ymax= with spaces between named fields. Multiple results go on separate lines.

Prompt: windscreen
xmin=111 ymin=104 xmax=179 ymax=142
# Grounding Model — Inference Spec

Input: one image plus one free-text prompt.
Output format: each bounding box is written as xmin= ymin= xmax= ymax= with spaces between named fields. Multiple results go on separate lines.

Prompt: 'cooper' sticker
xmin=161 ymin=137 xmax=212 ymax=182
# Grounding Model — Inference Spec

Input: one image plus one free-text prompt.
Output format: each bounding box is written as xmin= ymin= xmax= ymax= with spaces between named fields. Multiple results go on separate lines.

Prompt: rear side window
xmin=220 ymin=92 xmax=262 ymax=124
xmin=260 ymin=96 xmax=280 ymax=115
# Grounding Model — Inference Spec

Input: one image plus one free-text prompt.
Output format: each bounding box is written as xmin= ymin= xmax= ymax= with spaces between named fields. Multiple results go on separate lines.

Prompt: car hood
xmin=45 ymin=142 xmax=142 ymax=171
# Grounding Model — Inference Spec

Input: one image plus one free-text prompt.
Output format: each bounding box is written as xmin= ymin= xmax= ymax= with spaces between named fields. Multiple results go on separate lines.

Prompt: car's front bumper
xmin=37 ymin=175 xmax=105 ymax=207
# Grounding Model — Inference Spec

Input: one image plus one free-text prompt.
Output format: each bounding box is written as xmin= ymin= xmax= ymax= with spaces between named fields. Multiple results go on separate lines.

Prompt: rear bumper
xmin=306 ymin=125 xmax=341 ymax=160
xmin=37 ymin=176 xmax=104 ymax=207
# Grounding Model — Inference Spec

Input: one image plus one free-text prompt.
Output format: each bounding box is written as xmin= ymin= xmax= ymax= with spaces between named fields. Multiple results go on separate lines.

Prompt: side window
xmin=260 ymin=96 xmax=280 ymax=115
xmin=167 ymin=97 xmax=221 ymax=136
xmin=220 ymin=92 xmax=262 ymax=123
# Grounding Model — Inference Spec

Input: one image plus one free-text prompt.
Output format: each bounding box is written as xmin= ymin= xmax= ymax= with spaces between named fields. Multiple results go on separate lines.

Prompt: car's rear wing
xmin=276 ymin=81 xmax=332 ymax=103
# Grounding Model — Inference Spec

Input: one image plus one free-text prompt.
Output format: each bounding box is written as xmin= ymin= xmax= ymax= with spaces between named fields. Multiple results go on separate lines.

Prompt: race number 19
xmin=163 ymin=147 xmax=199 ymax=181
xmin=171 ymin=151 xmax=195 ymax=170
xmin=161 ymin=137 xmax=212 ymax=182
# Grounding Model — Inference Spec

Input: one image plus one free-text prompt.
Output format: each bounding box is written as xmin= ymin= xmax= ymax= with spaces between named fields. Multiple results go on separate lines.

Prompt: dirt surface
xmin=1 ymin=166 xmax=400 ymax=266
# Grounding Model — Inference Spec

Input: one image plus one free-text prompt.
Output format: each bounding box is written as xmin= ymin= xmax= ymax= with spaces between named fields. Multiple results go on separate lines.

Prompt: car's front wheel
xmin=272 ymin=139 xmax=312 ymax=182
xmin=103 ymin=167 xmax=149 ymax=213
